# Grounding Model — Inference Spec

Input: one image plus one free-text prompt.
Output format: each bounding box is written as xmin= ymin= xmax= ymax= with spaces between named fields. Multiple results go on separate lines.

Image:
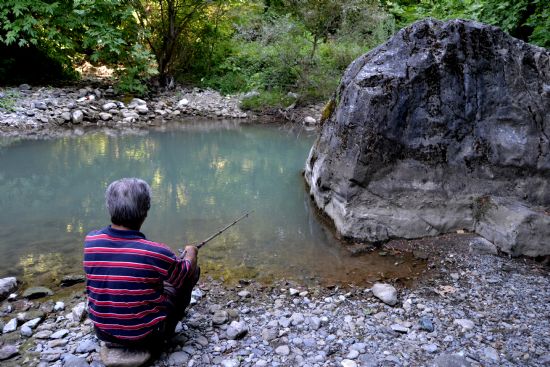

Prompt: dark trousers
xmin=95 ymin=266 xmax=200 ymax=349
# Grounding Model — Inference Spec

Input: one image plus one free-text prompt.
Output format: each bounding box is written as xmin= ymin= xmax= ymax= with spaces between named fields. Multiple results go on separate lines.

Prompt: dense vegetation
xmin=0 ymin=0 xmax=548 ymax=108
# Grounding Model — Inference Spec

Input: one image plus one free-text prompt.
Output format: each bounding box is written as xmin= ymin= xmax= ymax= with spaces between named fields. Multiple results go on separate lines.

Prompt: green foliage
xmin=384 ymin=0 xmax=550 ymax=48
xmin=201 ymin=1 xmax=394 ymax=107
xmin=0 ymin=89 xmax=19 ymax=112
xmin=240 ymin=90 xmax=296 ymax=111
xmin=115 ymin=44 xmax=159 ymax=95
xmin=0 ymin=0 xmax=152 ymax=87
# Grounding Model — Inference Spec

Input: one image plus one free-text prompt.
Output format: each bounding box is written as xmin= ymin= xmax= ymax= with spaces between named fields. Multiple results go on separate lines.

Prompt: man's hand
xmin=183 ymin=245 xmax=198 ymax=273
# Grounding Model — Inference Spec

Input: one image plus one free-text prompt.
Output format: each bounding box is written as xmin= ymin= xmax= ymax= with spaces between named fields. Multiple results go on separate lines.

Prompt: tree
xmin=0 ymin=0 xmax=157 ymax=90
xmin=130 ymin=0 xmax=210 ymax=85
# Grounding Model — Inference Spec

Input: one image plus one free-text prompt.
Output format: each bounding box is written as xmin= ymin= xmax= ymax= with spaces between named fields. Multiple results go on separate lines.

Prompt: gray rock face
xmin=304 ymin=19 xmax=550 ymax=257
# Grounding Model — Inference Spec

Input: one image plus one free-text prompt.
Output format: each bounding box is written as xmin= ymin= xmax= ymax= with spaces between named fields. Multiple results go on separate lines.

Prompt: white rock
xmin=454 ymin=318 xmax=475 ymax=331
xmin=177 ymin=98 xmax=189 ymax=107
xmin=371 ymin=283 xmax=398 ymax=306
xmin=304 ymin=116 xmax=316 ymax=125
xmin=22 ymin=318 xmax=41 ymax=329
xmin=226 ymin=320 xmax=248 ymax=340
xmin=136 ymin=105 xmax=149 ymax=114
xmin=102 ymin=102 xmax=117 ymax=111
xmin=0 ymin=277 xmax=17 ymax=300
xmin=3 ymin=318 xmax=17 ymax=333
xmin=99 ymin=112 xmax=112 ymax=121
xmin=275 ymin=345 xmax=290 ymax=356
xmin=71 ymin=110 xmax=83 ymax=124
xmin=54 ymin=302 xmax=65 ymax=311
xmin=20 ymin=325 xmax=32 ymax=337
xmin=221 ymin=359 xmax=240 ymax=367
xmin=72 ymin=302 xmax=87 ymax=322
xmin=50 ymin=329 xmax=69 ymax=339
xmin=238 ymin=290 xmax=251 ymax=298
xmin=341 ymin=359 xmax=357 ymax=367
xmin=289 ymin=288 xmax=300 ymax=296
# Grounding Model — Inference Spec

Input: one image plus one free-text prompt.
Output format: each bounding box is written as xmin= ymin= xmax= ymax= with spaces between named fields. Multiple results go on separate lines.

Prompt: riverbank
xmin=0 ymin=84 xmax=323 ymax=138
xmin=0 ymin=234 xmax=548 ymax=367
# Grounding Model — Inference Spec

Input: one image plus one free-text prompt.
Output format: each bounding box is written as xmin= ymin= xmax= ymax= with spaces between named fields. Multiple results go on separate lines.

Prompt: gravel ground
xmin=0 ymin=234 xmax=548 ymax=367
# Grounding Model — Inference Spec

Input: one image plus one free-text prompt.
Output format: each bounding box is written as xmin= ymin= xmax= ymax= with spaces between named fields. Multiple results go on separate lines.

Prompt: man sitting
xmin=83 ymin=178 xmax=199 ymax=348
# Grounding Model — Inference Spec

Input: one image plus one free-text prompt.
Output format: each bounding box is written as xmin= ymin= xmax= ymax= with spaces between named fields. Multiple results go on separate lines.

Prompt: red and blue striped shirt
xmin=83 ymin=226 xmax=191 ymax=340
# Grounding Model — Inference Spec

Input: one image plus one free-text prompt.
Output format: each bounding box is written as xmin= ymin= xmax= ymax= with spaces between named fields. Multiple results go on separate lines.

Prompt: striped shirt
xmin=83 ymin=226 xmax=191 ymax=340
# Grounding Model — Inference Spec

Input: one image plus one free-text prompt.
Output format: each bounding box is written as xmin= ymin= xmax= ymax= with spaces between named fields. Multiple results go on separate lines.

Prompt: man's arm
xmin=165 ymin=245 xmax=198 ymax=288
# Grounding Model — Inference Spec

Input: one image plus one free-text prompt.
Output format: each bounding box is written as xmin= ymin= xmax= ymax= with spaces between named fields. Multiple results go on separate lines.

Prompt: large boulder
xmin=305 ymin=19 xmax=550 ymax=257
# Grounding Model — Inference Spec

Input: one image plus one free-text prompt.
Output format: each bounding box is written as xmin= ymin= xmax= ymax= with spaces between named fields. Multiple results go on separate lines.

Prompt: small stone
xmin=454 ymin=319 xmax=475 ymax=331
xmin=167 ymin=351 xmax=189 ymax=365
xmin=102 ymin=102 xmax=118 ymax=111
xmin=275 ymin=345 xmax=290 ymax=356
xmin=371 ymin=283 xmax=398 ymax=306
xmin=61 ymin=112 xmax=72 ymax=121
xmin=347 ymin=350 xmax=360 ymax=359
xmin=34 ymin=101 xmax=48 ymax=110
xmin=238 ymin=290 xmax=251 ymax=298
xmin=432 ymin=353 xmax=471 ymax=367
xmin=33 ymin=330 xmax=53 ymax=339
xmin=3 ymin=318 xmax=17 ymax=333
xmin=469 ymin=238 xmax=498 ymax=255
xmin=135 ymin=105 xmax=149 ymax=114
xmin=76 ymin=338 xmax=98 ymax=353
xmin=72 ymin=302 xmax=87 ymax=322
xmin=304 ymin=116 xmax=316 ymax=125
xmin=261 ymin=327 xmax=278 ymax=341
xmin=63 ymin=355 xmax=90 ymax=367
xmin=309 ymin=316 xmax=322 ymax=330
xmin=419 ymin=316 xmax=434 ymax=332
xmin=22 ymin=317 xmax=42 ymax=329
xmin=50 ymin=328 xmax=69 ymax=339
xmin=19 ymin=84 xmax=31 ymax=91
xmin=484 ymin=347 xmax=499 ymax=361
xmin=48 ymin=338 xmax=68 ymax=348
xmin=0 ymin=277 xmax=17 ymax=301
xmin=129 ymin=98 xmax=147 ymax=106
xmin=221 ymin=359 xmax=240 ymax=367
xmin=341 ymin=359 xmax=357 ymax=367
xmin=99 ymin=112 xmax=112 ymax=121
xmin=290 ymin=312 xmax=305 ymax=325
xmin=422 ymin=343 xmax=438 ymax=353
xmin=54 ymin=301 xmax=65 ymax=311
xmin=226 ymin=320 xmax=248 ymax=340
xmin=100 ymin=345 xmax=151 ymax=367
xmin=20 ymin=325 xmax=32 ymax=337
xmin=72 ymin=110 xmax=84 ymax=124
xmin=0 ymin=344 xmax=18 ymax=361
xmin=289 ymin=288 xmax=300 ymax=296
xmin=212 ymin=310 xmax=228 ymax=325
xmin=391 ymin=323 xmax=409 ymax=333
xmin=413 ymin=250 xmax=430 ymax=260
xmin=177 ymin=99 xmax=189 ymax=107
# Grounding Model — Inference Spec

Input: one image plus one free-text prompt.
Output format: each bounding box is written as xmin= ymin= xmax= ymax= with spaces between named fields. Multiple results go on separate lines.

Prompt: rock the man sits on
xmin=83 ymin=178 xmax=199 ymax=347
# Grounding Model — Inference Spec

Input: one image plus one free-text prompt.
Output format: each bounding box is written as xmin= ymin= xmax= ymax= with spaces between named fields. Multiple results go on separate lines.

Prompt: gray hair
xmin=105 ymin=178 xmax=152 ymax=229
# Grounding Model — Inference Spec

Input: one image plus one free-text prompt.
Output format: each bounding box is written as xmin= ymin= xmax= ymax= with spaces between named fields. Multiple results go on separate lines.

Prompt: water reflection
xmin=0 ymin=123 xmax=424 ymax=287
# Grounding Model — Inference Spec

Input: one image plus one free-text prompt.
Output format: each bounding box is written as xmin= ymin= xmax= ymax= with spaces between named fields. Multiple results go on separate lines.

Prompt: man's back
xmin=84 ymin=226 xmax=190 ymax=341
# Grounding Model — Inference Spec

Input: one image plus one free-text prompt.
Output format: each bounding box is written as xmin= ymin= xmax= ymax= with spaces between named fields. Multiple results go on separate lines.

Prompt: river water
xmin=0 ymin=122 xmax=424 ymax=288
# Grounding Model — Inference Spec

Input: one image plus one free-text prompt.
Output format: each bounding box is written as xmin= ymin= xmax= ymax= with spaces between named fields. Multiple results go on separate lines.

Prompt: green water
xmin=0 ymin=122 xmax=422 ymax=287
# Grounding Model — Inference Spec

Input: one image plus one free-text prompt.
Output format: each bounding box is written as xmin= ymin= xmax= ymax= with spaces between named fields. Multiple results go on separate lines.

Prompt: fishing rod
xmin=178 ymin=210 xmax=253 ymax=256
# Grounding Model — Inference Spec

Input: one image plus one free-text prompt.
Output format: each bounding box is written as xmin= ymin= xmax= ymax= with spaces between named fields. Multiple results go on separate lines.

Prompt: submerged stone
xmin=22 ymin=286 xmax=53 ymax=299
xmin=304 ymin=19 xmax=550 ymax=257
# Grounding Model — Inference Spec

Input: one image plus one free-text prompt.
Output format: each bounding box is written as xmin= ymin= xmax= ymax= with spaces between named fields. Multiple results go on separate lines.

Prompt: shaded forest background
xmin=0 ymin=0 xmax=548 ymax=109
